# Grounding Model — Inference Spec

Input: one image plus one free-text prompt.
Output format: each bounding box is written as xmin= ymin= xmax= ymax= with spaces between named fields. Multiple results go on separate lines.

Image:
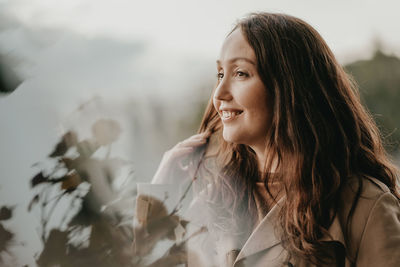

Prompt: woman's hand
xmin=151 ymin=131 xmax=211 ymax=184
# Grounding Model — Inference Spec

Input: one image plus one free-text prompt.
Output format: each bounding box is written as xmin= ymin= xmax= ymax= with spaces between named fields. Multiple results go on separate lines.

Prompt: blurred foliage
xmin=28 ymin=118 xmax=204 ymax=267
xmin=8 ymin=43 xmax=397 ymax=266
xmin=345 ymin=49 xmax=400 ymax=155
xmin=0 ymin=206 xmax=14 ymax=264
xmin=0 ymin=55 xmax=21 ymax=94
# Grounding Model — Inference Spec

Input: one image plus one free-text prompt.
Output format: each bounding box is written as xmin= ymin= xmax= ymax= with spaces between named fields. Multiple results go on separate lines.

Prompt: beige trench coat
xmin=137 ymin=176 xmax=400 ymax=267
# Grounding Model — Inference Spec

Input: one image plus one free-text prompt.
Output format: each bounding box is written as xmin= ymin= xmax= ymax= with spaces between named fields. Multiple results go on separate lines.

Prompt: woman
xmin=148 ymin=12 xmax=400 ymax=266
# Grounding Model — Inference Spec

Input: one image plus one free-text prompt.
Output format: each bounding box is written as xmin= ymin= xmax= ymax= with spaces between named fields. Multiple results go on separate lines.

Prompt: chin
xmin=222 ymin=129 xmax=243 ymax=144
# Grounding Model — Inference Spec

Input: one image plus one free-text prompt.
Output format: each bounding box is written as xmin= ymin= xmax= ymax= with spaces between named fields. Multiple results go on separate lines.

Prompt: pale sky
xmin=5 ymin=0 xmax=400 ymax=61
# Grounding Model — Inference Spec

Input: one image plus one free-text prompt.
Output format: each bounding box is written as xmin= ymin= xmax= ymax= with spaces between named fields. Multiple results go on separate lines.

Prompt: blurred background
xmin=1 ymin=0 xmax=400 ymax=266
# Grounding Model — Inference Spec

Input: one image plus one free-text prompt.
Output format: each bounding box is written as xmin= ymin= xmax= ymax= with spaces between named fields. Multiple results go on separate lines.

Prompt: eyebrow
xmin=216 ymin=57 xmax=256 ymax=66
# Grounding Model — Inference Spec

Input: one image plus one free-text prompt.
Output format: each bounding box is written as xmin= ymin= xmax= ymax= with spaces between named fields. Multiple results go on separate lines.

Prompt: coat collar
xmin=234 ymin=197 xmax=284 ymax=262
xmin=234 ymin=197 xmax=346 ymax=264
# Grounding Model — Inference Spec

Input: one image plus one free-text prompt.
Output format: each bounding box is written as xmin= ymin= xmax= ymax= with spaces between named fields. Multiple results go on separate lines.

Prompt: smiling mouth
xmin=221 ymin=110 xmax=243 ymax=121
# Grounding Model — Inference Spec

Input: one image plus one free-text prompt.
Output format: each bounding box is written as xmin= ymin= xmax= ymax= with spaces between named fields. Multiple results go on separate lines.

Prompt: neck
xmin=251 ymin=144 xmax=267 ymax=174
xmin=251 ymin=143 xmax=277 ymax=175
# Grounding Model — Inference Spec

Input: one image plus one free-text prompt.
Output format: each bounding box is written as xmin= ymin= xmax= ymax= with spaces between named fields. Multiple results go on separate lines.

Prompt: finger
xmin=181 ymin=134 xmax=210 ymax=145
xmin=176 ymin=138 xmax=207 ymax=148
xmin=201 ymin=130 xmax=212 ymax=137
xmin=168 ymin=147 xmax=194 ymax=160
xmin=187 ymin=131 xmax=211 ymax=141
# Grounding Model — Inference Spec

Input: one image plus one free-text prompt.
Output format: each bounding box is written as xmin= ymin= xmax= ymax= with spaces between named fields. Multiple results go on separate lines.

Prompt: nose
xmin=213 ymin=79 xmax=232 ymax=102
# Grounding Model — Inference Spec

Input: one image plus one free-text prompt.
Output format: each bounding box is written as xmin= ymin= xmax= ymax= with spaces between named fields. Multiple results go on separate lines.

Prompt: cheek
xmin=213 ymin=97 xmax=219 ymax=111
xmin=254 ymin=100 xmax=269 ymax=118
xmin=240 ymin=88 xmax=268 ymax=115
xmin=243 ymin=92 xmax=270 ymax=125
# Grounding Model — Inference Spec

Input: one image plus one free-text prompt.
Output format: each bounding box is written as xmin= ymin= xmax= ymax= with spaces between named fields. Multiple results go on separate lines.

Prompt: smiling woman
xmin=214 ymin=28 xmax=271 ymax=170
xmin=145 ymin=12 xmax=400 ymax=267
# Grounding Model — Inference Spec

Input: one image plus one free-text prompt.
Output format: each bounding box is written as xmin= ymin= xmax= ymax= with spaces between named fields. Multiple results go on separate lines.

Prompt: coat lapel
xmin=234 ymin=197 xmax=285 ymax=263
xmin=320 ymin=214 xmax=346 ymax=245
xmin=234 ymin=197 xmax=347 ymax=265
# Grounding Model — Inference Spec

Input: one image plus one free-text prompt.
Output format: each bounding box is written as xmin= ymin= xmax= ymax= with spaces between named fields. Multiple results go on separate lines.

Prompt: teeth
xmin=221 ymin=111 xmax=241 ymax=119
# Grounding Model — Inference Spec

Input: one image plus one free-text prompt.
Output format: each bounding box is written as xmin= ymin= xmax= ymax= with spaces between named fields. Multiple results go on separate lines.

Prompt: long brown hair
xmin=197 ymin=12 xmax=399 ymax=264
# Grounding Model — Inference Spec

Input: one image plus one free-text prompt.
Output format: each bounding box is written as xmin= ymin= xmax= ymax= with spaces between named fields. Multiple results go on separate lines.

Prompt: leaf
xmin=133 ymin=215 xmax=180 ymax=257
xmin=27 ymin=195 xmax=40 ymax=212
xmin=135 ymin=195 xmax=168 ymax=227
xmin=49 ymin=131 xmax=78 ymax=158
xmin=59 ymin=157 xmax=79 ymax=171
xmin=0 ymin=58 xmax=22 ymax=94
xmin=49 ymin=141 xmax=67 ymax=158
xmin=180 ymin=219 xmax=189 ymax=229
xmin=134 ymin=195 xmax=180 ymax=256
xmin=0 ymin=223 xmax=14 ymax=253
xmin=61 ymin=172 xmax=82 ymax=192
xmin=31 ymin=172 xmax=49 ymax=187
xmin=166 ymin=220 xmax=186 ymax=241
xmin=76 ymin=139 xmax=99 ymax=158
xmin=91 ymin=119 xmax=121 ymax=146
xmin=36 ymin=229 xmax=68 ymax=266
xmin=68 ymin=197 xmax=96 ymax=227
xmin=0 ymin=207 xmax=12 ymax=221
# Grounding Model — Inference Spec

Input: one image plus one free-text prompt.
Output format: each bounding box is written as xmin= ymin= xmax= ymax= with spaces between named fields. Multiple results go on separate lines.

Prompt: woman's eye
xmin=236 ymin=71 xmax=248 ymax=77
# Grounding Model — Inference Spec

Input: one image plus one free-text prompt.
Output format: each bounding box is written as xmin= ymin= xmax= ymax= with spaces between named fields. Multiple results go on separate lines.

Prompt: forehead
xmin=218 ymin=28 xmax=256 ymax=65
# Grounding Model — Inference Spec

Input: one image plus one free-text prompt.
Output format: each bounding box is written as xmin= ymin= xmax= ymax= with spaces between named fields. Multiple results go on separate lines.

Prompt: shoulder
xmin=340 ymin=175 xmax=397 ymax=213
xmin=337 ymin=175 xmax=398 ymax=225
xmin=345 ymin=175 xmax=392 ymax=197
xmin=339 ymin=174 xmax=400 ymax=224
xmin=338 ymin=175 xmax=400 ymax=265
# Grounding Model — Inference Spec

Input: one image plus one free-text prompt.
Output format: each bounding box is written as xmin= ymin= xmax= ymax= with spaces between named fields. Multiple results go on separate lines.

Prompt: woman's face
xmin=213 ymin=28 xmax=271 ymax=151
